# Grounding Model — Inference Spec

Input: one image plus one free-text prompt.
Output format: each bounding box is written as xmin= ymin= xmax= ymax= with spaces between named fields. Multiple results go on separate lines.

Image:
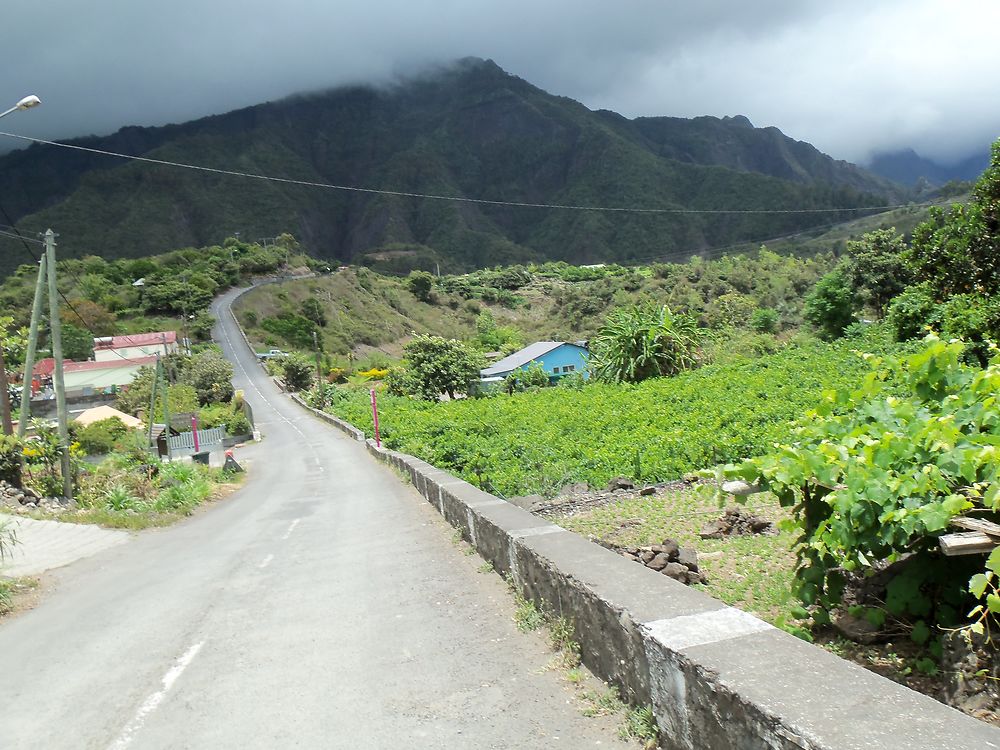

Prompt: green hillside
xmin=0 ymin=59 xmax=902 ymax=276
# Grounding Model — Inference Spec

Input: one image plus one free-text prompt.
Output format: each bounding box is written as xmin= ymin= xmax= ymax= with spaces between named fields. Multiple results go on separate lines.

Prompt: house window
xmin=564 ymin=365 xmax=575 ymax=373
xmin=552 ymin=367 xmax=561 ymax=373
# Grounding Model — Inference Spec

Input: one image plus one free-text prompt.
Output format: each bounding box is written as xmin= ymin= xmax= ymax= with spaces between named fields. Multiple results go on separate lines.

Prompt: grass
xmin=580 ymin=686 xmax=626 ymax=717
xmin=619 ymin=705 xmax=658 ymax=745
xmin=553 ymin=486 xmax=797 ymax=623
xmin=0 ymin=577 xmax=38 ymax=617
xmin=19 ymin=459 xmax=247 ymax=531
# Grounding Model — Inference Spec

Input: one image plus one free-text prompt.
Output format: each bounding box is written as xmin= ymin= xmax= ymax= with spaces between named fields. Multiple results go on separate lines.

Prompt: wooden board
xmin=940 ymin=531 xmax=997 ymax=556
xmin=950 ymin=516 xmax=1000 ymax=537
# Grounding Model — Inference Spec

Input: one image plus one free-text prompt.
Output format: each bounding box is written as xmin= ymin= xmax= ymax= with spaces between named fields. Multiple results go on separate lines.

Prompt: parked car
xmin=255 ymin=349 xmax=287 ymax=360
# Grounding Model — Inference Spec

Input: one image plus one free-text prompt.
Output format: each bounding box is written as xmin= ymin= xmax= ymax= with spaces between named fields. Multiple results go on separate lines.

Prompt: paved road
xmin=0 ymin=286 xmax=628 ymax=749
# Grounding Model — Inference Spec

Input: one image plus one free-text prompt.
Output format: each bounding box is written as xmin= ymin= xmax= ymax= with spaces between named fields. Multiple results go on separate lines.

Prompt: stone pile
xmin=0 ymin=480 xmax=69 ymax=513
xmin=700 ymin=506 xmax=775 ymax=539
xmin=601 ymin=537 xmax=706 ymax=585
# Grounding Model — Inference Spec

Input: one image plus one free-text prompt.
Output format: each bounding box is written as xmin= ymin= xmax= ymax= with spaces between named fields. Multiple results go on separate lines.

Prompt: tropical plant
xmin=721 ymin=335 xmax=1000 ymax=641
xmin=589 ymin=303 xmax=700 ymax=382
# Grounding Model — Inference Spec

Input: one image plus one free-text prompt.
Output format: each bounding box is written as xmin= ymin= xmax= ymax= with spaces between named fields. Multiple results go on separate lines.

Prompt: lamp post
xmin=0 ymin=95 xmax=41 ymax=435
xmin=0 ymin=94 xmax=41 ymax=121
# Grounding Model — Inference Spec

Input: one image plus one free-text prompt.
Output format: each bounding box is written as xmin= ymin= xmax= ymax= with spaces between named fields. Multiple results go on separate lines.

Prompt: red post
xmin=370 ymin=388 xmax=381 ymax=449
xmin=191 ymin=414 xmax=200 ymax=452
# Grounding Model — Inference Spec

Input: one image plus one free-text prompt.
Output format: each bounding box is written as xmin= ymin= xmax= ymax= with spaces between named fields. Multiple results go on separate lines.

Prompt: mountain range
xmin=0 ymin=58 xmax=906 ymax=275
xmin=867 ymin=148 xmax=989 ymax=188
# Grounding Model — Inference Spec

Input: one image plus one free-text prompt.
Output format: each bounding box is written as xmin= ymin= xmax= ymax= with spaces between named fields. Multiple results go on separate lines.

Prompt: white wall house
xmin=93 ymin=331 xmax=178 ymax=363
xmin=63 ymin=356 xmax=158 ymax=392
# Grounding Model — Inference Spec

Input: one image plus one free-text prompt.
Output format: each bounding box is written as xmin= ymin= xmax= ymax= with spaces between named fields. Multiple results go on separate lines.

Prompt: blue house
xmin=480 ymin=341 xmax=589 ymax=385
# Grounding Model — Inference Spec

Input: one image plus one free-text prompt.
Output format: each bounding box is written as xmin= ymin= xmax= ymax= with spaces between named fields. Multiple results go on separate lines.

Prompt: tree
xmin=142 ymin=280 xmax=212 ymax=315
xmin=186 ymin=350 xmax=235 ymax=405
xmin=803 ymin=270 xmax=855 ymax=340
xmin=62 ymin=323 xmax=94 ymax=361
xmin=406 ymin=271 xmax=435 ymax=303
xmin=843 ymin=228 xmax=911 ymax=320
xmin=589 ymin=304 xmax=700 ymax=383
xmin=398 ymin=335 xmax=484 ymax=400
xmin=281 ymin=355 xmax=314 ymax=391
xmin=61 ymin=299 xmax=116 ymax=336
xmin=301 ymin=297 xmax=327 ymax=327
xmin=908 ymin=139 xmax=1000 ymax=297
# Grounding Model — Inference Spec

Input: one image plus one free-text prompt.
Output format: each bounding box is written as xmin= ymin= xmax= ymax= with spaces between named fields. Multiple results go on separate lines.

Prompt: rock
xmin=25 ymin=502 xmax=36 ymax=509
xmin=699 ymin=520 xmax=726 ymax=539
xmin=660 ymin=539 xmax=680 ymax=561
xmin=647 ymin=553 xmax=670 ymax=571
xmin=677 ymin=548 xmax=699 ymax=572
xmin=662 ymin=562 xmax=688 ymax=581
xmin=831 ymin=611 xmax=887 ymax=645
xmin=606 ymin=476 xmax=634 ymax=491
xmin=638 ymin=486 xmax=656 ymax=496
xmin=685 ymin=570 xmax=707 ymax=585
xmin=560 ymin=482 xmax=589 ymax=496
xmin=508 ymin=494 xmax=545 ymax=511
xmin=639 ymin=549 xmax=656 ymax=564
xmin=622 ymin=552 xmax=640 ymax=562
xmin=23 ymin=487 xmax=41 ymax=500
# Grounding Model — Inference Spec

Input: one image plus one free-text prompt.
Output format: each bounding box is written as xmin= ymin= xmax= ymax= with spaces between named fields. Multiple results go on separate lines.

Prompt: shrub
xmin=187 ymin=350 xmax=235 ymax=405
xmin=803 ymin=269 xmax=855 ymax=340
xmin=282 ymin=355 xmax=314 ymax=391
xmin=76 ymin=417 xmax=132 ymax=455
xmin=750 ymin=307 xmax=780 ymax=334
xmin=503 ymin=362 xmax=550 ymax=393
xmin=886 ymin=283 xmax=941 ymax=342
xmin=0 ymin=435 xmax=22 ymax=486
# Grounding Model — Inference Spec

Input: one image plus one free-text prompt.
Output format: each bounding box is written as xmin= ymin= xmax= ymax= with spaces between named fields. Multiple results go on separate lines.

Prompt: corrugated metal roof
xmin=93 ymin=331 xmax=176 ymax=350
xmin=481 ymin=341 xmax=580 ymax=377
xmin=65 ymin=356 xmax=158 ymax=373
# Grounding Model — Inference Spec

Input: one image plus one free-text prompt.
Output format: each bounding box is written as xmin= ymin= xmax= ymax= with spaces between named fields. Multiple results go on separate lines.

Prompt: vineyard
xmin=325 ymin=339 xmax=892 ymax=496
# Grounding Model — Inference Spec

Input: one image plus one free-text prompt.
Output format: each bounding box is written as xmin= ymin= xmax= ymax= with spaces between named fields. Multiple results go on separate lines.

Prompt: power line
xmin=0 ymin=129 xmax=932 ymax=216
xmin=0 ymin=204 xmax=157 ymax=368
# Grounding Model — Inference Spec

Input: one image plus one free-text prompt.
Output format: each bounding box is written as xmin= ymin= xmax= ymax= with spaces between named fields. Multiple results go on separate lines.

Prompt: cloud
xmin=1 ymin=0 xmax=996 ymax=165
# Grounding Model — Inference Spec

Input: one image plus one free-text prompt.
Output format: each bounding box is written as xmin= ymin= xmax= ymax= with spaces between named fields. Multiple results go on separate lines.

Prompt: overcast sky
xmin=1 ymin=1 xmax=996 ymax=165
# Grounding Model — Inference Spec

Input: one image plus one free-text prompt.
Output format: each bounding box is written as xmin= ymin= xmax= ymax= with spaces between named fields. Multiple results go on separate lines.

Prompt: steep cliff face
xmin=0 ymin=58 xmax=899 ymax=273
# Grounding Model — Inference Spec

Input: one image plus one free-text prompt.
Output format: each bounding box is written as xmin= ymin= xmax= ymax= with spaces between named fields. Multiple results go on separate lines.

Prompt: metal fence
xmin=166 ymin=427 xmax=226 ymax=456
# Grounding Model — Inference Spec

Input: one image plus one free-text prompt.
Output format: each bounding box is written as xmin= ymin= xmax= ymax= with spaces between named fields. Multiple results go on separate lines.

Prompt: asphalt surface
xmin=0 ymin=285 xmax=628 ymax=749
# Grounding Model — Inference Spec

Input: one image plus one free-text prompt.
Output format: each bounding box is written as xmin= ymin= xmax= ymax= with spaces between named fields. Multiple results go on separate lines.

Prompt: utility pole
xmin=0 ymin=342 xmax=11 ymax=436
xmin=44 ymin=229 xmax=72 ymax=500
xmin=147 ymin=355 xmax=160 ymax=449
xmin=312 ymin=330 xmax=324 ymax=408
xmin=18 ymin=255 xmax=47 ymax=438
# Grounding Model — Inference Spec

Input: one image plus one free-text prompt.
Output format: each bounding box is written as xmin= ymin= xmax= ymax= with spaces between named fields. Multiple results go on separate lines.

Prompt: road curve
xmin=0 ymin=284 xmax=627 ymax=749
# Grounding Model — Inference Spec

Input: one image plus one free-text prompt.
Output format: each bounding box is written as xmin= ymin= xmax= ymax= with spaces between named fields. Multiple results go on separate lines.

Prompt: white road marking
xmin=281 ymin=519 xmax=301 ymax=540
xmin=258 ymin=553 xmax=274 ymax=569
xmin=108 ymin=641 xmax=204 ymax=749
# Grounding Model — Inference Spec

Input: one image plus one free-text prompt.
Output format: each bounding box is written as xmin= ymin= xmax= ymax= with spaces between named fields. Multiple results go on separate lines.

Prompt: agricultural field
xmin=325 ymin=337 xmax=897 ymax=496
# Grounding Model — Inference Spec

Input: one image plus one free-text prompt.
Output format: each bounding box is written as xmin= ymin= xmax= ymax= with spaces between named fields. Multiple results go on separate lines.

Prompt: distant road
xmin=0 ymin=284 xmax=627 ymax=749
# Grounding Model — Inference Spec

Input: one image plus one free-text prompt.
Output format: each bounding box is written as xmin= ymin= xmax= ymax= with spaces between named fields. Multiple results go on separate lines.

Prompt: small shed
xmin=480 ymin=341 xmax=589 ymax=383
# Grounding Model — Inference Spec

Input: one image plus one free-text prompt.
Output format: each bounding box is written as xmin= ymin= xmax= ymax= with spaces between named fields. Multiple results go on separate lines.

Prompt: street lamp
xmin=0 ymin=94 xmax=41 ymax=436
xmin=0 ymin=95 xmax=41 ymax=120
